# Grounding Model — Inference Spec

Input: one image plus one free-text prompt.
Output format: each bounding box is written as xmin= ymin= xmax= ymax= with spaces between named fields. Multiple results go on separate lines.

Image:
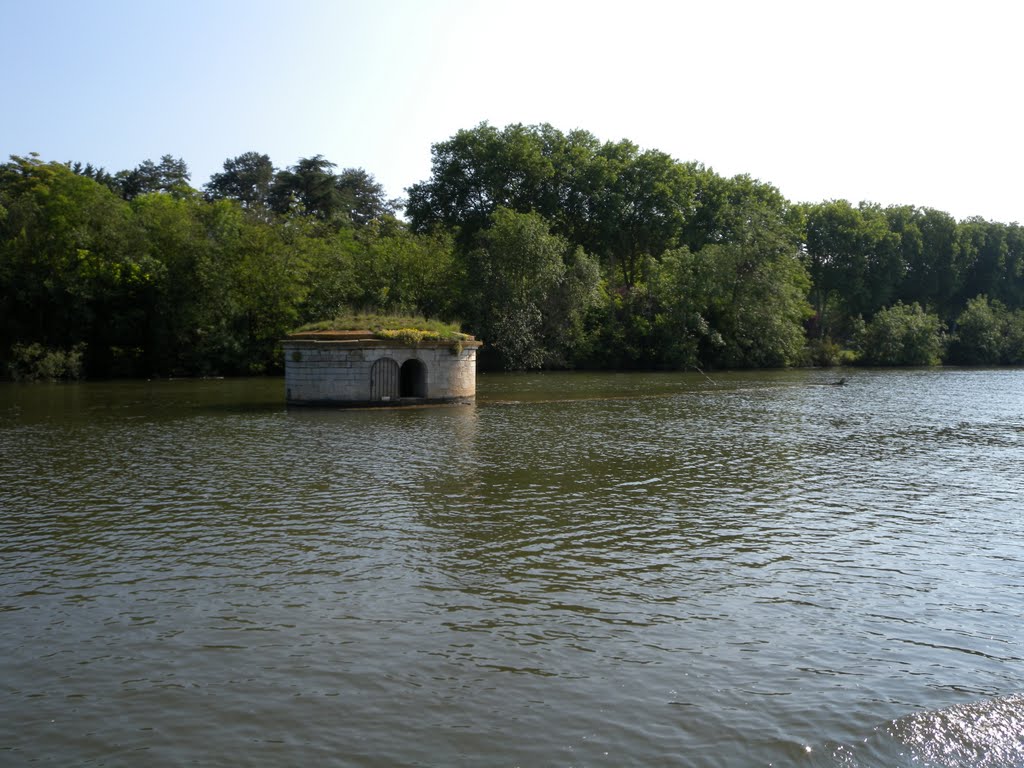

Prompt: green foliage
xmin=269 ymin=155 xmax=341 ymax=220
xmin=858 ymin=302 xmax=945 ymax=366
xmin=116 ymin=155 xmax=192 ymax=200
xmin=0 ymin=150 xmax=464 ymax=378
xmin=691 ymin=188 xmax=810 ymax=368
xmin=406 ymin=122 xmax=699 ymax=287
xmin=295 ymin=313 xmax=468 ymax=341
xmin=948 ymin=294 xmax=1024 ymax=365
xmin=5 ymin=128 xmax=1024 ymax=379
xmin=7 ymin=342 xmax=86 ymax=381
xmin=268 ymin=157 xmax=395 ymax=228
xmin=646 ymin=176 xmax=811 ymax=370
xmin=205 ymin=152 xmax=274 ymax=212
xmin=0 ymin=155 xmax=158 ymax=376
xmin=578 ymin=279 xmax=688 ymax=369
xmin=465 ymin=207 xmax=598 ymax=370
xmin=802 ymin=201 xmax=1024 ymax=350
xmin=1004 ymin=311 xmax=1024 ymax=364
xmin=295 ymin=226 xmax=360 ymax=324
xmin=949 ymin=295 xmax=1006 ymax=365
xmin=803 ymin=200 xmax=901 ymax=329
xmin=956 ymin=219 xmax=1024 ymax=311
xmin=585 ymin=141 xmax=696 ymax=287
xmin=376 ymin=328 xmax=459 ymax=344
xmin=889 ymin=206 xmax=959 ymax=314
xmin=352 ymin=226 xmax=460 ymax=317
xmin=335 ymin=168 xmax=398 ymax=227
xmin=406 ymin=122 xmax=562 ymax=244
xmin=805 ymin=337 xmax=850 ymax=367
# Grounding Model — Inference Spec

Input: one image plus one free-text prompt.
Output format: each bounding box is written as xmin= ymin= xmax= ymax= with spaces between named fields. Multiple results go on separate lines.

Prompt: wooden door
xmin=370 ymin=358 xmax=400 ymax=401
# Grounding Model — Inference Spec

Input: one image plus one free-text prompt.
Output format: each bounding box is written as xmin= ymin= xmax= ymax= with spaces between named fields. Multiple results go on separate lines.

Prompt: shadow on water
xmin=0 ymin=378 xmax=286 ymax=424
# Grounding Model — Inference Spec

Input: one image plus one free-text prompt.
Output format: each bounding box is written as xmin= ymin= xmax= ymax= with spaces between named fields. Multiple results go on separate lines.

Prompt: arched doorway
xmin=400 ymin=358 xmax=427 ymax=398
xmin=370 ymin=358 xmax=400 ymax=401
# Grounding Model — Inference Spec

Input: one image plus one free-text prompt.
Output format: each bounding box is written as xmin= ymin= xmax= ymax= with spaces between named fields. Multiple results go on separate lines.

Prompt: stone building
xmin=282 ymin=330 xmax=481 ymax=407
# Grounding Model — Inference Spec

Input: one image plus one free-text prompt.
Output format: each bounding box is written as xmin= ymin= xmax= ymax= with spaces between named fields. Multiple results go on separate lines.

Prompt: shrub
xmin=858 ymin=303 xmax=945 ymax=366
xmin=948 ymin=295 xmax=1005 ymax=365
xmin=806 ymin=336 xmax=842 ymax=367
xmin=7 ymin=343 xmax=86 ymax=381
xmin=1002 ymin=310 xmax=1024 ymax=364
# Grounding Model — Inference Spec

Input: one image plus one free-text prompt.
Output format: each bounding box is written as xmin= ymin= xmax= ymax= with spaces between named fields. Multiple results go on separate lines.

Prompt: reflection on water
xmin=1 ymin=369 xmax=1023 ymax=766
xmin=821 ymin=694 xmax=1024 ymax=767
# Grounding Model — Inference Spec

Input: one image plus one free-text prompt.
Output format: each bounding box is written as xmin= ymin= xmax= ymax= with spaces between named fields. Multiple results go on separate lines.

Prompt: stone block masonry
xmin=282 ymin=332 xmax=481 ymax=407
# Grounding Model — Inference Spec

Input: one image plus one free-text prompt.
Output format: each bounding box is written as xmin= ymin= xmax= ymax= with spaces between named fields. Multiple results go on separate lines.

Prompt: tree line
xmin=2 ymin=123 xmax=1023 ymax=379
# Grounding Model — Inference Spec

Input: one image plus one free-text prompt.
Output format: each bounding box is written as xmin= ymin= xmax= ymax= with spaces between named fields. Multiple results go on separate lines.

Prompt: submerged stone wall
xmin=282 ymin=332 xmax=480 ymax=407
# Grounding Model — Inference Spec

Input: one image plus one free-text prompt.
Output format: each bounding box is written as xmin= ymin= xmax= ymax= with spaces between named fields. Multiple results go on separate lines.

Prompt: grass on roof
xmin=293 ymin=313 xmax=471 ymax=342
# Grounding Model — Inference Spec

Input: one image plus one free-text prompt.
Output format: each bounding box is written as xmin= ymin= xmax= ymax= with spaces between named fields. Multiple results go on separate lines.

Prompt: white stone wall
xmin=283 ymin=340 xmax=479 ymax=406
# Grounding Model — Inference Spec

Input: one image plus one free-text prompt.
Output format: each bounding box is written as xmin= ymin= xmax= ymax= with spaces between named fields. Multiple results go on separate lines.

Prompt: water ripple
xmin=2 ymin=371 xmax=1024 ymax=766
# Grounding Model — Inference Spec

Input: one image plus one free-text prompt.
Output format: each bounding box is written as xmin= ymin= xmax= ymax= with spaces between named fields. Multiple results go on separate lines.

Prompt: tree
xmin=955 ymin=218 xmax=1023 ymax=311
xmin=466 ymin=207 xmax=597 ymax=370
xmin=0 ymin=155 xmax=157 ymax=375
xmin=1002 ymin=224 xmax=1024 ymax=311
xmin=335 ymin=168 xmax=397 ymax=227
xmin=682 ymin=168 xmax=790 ymax=251
xmin=116 ymin=155 xmax=193 ymax=199
xmin=407 ymin=123 xmax=698 ymax=289
xmin=803 ymin=200 xmax=900 ymax=338
xmin=176 ymin=200 xmax=310 ymax=374
xmin=406 ymin=122 xmax=560 ymax=244
xmin=900 ymin=207 xmax=959 ymax=315
xmin=685 ymin=188 xmax=809 ymax=369
xmin=646 ymin=247 xmax=717 ymax=369
xmin=205 ymin=151 xmax=275 ymax=212
xmin=270 ymin=155 xmax=343 ymax=221
xmin=295 ymin=225 xmax=361 ymax=325
xmin=348 ymin=225 xmax=460 ymax=318
xmin=67 ymin=160 xmax=118 ymax=192
xmin=584 ymin=141 xmax=696 ymax=287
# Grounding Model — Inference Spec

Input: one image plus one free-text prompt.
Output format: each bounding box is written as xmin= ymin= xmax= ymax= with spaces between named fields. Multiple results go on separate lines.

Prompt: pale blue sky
xmin=4 ymin=0 xmax=1021 ymax=223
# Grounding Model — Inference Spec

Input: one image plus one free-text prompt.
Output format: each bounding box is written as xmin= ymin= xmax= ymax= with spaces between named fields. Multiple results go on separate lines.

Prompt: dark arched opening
xmin=400 ymin=358 xmax=427 ymax=398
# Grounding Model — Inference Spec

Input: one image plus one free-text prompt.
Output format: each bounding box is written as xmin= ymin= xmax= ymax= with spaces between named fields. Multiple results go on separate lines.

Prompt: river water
xmin=1 ymin=369 xmax=1023 ymax=766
